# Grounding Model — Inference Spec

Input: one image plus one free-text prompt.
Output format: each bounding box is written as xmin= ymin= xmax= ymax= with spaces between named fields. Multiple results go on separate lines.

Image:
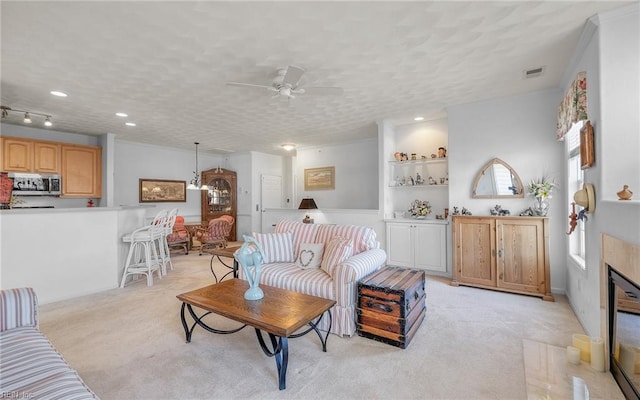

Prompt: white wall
xmin=447 ymin=89 xmax=566 ymax=293
xmin=228 ymin=152 xmax=252 ymax=240
xmin=114 ymin=140 xmax=225 ymax=221
xmin=599 ymin=5 xmax=640 ymax=200
xmin=296 ymin=139 xmax=378 ymax=210
xmin=564 ymin=5 xmax=640 ymax=336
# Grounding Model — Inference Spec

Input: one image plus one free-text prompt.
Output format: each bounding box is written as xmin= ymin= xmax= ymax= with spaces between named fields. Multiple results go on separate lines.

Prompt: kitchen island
xmin=0 ymin=206 xmax=149 ymax=304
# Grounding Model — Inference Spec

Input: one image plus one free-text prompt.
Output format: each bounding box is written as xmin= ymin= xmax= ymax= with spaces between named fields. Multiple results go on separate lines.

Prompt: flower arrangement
xmin=528 ymin=177 xmax=556 ymax=200
xmin=409 ymin=199 xmax=431 ymax=217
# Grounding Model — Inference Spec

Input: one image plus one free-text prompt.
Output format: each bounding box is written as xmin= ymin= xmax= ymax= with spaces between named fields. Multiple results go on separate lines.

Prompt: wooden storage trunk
xmin=357 ymin=266 xmax=426 ymax=349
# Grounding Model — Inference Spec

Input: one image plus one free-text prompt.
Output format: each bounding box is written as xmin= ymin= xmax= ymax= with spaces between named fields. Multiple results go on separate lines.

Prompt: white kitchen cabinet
xmin=386 ymin=220 xmax=447 ymax=273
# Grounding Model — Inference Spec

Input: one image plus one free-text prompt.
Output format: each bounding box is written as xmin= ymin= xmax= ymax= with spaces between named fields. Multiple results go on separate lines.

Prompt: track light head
xmin=44 ymin=116 xmax=53 ymax=127
xmin=23 ymin=112 xmax=32 ymax=124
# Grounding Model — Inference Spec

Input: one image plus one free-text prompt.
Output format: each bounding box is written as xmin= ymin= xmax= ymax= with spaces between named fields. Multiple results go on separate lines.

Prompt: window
xmin=567 ymin=121 xmax=585 ymax=265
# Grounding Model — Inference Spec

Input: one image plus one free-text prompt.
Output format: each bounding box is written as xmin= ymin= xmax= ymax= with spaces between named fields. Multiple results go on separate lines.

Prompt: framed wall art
xmin=580 ymin=120 xmax=594 ymax=169
xmin=304 ymin=166 xmax=335 ymax=191
xmin=139 ymin=179 xmax=186 ymax=203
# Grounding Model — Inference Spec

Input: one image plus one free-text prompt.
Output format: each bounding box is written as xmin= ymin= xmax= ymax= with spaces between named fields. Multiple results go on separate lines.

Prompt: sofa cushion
xmin=253 ymin=232 xmax=295 ymax=263
xmin=274 ymin=220 xmax=319 ymax=255
xmin=0 ymin=327 xmax=97 ymax=398
xmin=295 ymin=243 xmax=324 ymax=269
xmin=315 ymin=224 xmax=377 ymax=255
xmin=259 ymin=263 xmax=335 ymax=300
xmin=0 ymin=287 xmax=38 ymax=332
xmin=321 ymin=236 xmax=353 ymax=276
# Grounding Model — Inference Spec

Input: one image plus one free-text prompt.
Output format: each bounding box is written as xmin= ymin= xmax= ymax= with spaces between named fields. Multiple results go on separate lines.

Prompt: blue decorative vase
xmin=234 ymin=236 xmax=265 ymax=301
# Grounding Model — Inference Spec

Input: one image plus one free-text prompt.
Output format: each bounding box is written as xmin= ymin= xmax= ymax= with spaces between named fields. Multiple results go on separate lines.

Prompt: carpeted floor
xmin=39 ymin=250 xmax=587 ymax=400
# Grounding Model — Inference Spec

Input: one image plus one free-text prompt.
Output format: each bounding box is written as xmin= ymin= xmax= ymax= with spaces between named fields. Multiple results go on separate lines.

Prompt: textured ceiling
xmin=0 ymin=1 xmax=629 ymax=155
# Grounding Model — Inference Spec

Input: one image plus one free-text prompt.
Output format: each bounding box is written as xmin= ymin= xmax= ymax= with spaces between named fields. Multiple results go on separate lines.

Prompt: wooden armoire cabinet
xmin=451 ymin=215 xmax=553 ymax=301
xmin=200 ymin=168 xmax=236 ymax=241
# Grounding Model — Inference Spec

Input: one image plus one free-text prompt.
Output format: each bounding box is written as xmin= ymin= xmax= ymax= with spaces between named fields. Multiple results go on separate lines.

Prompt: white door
xmin=260 ymin=174 xmax=282 ymax=232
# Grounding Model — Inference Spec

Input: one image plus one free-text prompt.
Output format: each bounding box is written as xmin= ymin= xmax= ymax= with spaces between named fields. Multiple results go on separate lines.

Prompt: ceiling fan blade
xmin=282 ymin=65 xmax=305 ymax=87
xmin=226 ymin=82 xmax=276 ymax=91
xmin=302 ymin=87 xmax=344 ymax=96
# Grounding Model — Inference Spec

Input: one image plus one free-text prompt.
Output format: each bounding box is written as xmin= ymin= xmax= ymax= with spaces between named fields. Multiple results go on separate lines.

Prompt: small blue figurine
xmin=234 ymin=235 xmax=266 ymax=300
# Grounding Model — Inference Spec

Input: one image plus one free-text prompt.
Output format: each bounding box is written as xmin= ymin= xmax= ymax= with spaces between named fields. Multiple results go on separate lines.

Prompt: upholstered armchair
xmin=197 ymin=215 xmax=234 ymax=255
xmin=166 ymin=216 xmax=191 ymax=255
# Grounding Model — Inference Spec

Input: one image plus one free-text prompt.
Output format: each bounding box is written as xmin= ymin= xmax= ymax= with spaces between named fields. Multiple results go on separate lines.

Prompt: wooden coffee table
xmin=177 ymin=279 xmax=336 ymax=390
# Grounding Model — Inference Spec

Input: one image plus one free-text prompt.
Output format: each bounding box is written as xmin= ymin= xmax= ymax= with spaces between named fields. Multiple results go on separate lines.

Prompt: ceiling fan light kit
xmin=226 ymin=65 xmax=344 ymax=100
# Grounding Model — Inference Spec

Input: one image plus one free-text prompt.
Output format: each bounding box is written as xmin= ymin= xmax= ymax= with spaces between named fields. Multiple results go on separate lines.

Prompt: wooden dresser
xmin=452 ymin=215 xmax=553 ymax=301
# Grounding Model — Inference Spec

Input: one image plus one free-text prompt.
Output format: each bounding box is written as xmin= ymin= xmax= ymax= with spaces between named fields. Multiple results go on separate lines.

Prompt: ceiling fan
xmin=226 ymin=65 xmax=344 ymax=99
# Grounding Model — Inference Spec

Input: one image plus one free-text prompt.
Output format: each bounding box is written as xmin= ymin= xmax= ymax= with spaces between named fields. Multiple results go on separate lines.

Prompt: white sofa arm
xmin=0 ymin=287 xmax=38 ymax=332
xmin=333 ymin=248 xmax=387 ymax=284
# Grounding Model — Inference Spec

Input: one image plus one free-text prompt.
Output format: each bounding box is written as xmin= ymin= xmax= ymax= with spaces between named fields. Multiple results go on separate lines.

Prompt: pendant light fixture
xmin=187 ymin=142 xmax=210 ymax=190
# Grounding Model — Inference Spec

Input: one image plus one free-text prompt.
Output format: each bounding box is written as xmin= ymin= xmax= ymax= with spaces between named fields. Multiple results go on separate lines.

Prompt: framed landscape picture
xmin=139 ymin=179 xmax=186 ymax=203
xmin=304 ymin=166 xmax=335 ymax=191
xmin=580 ymin=120 xmax=594 ymax=169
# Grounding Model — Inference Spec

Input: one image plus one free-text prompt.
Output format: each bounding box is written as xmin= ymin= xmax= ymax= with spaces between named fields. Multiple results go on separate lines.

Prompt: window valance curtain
xmin=557 ymin=71 xmax=588 ymax=140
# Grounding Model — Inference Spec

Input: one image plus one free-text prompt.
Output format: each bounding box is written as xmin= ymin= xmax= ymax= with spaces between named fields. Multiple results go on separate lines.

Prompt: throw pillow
xmin=320 ymin=236 xmax=353 ymax=275
xmin=295 ymin=243 xmax=324 ymax=269
xmin=252 ymin=232 xmax=295 ymax=263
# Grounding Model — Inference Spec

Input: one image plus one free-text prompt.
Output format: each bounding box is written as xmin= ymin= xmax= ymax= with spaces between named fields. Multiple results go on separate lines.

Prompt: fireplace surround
xmin=601 ymin=234 xmax=640 ymax=399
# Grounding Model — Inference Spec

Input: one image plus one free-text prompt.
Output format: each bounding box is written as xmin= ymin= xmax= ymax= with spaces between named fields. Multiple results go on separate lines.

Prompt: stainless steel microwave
xmin=7 ymin=172 xmax=62 ymax=196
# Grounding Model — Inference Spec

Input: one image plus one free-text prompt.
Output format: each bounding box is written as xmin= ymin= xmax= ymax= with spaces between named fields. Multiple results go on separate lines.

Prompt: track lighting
xmin=1 ymin=105 xmax=52 ymax=127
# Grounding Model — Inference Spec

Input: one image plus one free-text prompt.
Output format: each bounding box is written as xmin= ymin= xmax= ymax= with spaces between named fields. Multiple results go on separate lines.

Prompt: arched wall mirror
xmin=472 ymin=158 xmax=524 ymax=198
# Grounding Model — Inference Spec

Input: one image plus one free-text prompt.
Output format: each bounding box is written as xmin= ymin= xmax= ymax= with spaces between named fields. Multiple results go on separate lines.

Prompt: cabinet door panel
xmin=2 ymin=139 xmax=32 ymax=172
xmin=454 ymin=218 xmax=495 ymax=286
xmin=61 ymin=146 xmax=101 ymax=197
xmin=414 ymin=224 xmax=446 ymax=272
xmin=497 ymin=219 xmax=545 ymax=293
xmin=386 ymin=223 xmax=412 ymax=267
xmin=34 ymin=142 xmax=60 ymax=173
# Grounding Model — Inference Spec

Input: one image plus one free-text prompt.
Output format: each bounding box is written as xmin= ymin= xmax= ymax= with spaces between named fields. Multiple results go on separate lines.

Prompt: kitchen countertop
xmin=0 ymin=205 xmax=154 ymax=214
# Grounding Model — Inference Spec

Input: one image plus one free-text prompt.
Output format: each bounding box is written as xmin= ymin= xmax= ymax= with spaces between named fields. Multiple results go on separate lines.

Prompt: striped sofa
xmin=0 ymin=287 xmax=99 ymax=399
xmin=241 ymin=220 xmax=387 ymax=337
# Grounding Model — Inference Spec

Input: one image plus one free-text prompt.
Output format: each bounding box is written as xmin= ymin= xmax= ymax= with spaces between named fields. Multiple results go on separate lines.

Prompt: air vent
xmin=523 ymin=66 xmax=545 ymax=79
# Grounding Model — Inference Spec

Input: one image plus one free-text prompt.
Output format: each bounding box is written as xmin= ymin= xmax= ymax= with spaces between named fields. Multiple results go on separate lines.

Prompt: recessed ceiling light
xmin=414 ymin=117 xmax=424 ymax=121
xmin=115 ymin=112 xmax=128 ymax=117
xmin=50 ymin=91 xmax=67 ymax=97
xmin=125 ymin=122 xmax=136 ymax=127
xmin=281 ymin=143 xmax=296 ymax=151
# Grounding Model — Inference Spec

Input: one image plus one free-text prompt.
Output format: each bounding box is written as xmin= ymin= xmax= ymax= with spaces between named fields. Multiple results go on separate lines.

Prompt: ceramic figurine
xmin=234 ymin=236 xmax=267 ymax=300
xmin=617 ymin=185 xmax=633 ymax=200
xmin=438 ymin=147 xmax=447 ymax=158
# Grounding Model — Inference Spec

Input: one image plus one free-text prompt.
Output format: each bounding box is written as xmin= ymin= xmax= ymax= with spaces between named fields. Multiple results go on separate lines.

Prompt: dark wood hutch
xmin=200 ymin=167 xmax=237 ymax=241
